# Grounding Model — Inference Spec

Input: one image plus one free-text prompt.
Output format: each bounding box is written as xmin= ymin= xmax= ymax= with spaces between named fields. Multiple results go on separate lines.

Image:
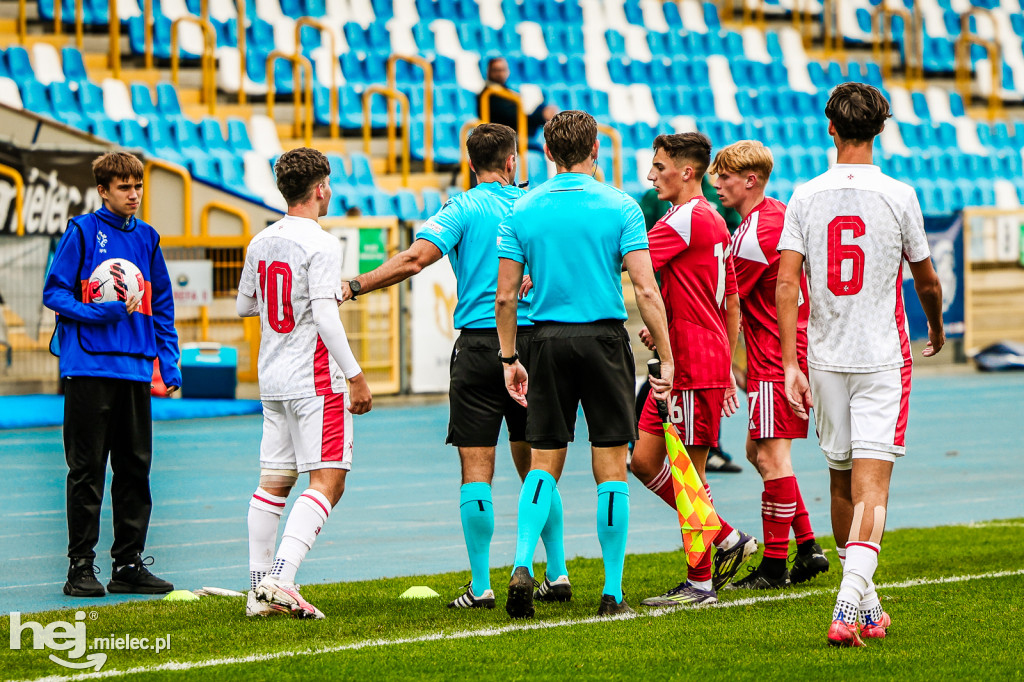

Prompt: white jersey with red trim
xmin=239 ymin=215 xmax=347 ymax=400
xmin=777 ymin=164 xmax=930 ymax=373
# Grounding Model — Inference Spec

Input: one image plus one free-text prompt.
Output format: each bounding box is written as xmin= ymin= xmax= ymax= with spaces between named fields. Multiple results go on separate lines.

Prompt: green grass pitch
xmin=3 ymin=520 xmax=1022 ymax=681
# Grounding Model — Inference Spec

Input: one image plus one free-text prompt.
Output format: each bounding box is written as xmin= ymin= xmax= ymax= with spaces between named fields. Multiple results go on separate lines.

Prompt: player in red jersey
xmin=711 ymin=140 xmax=829 ymax=590
xmin=631 ymin=133 xmax=758 ymax=607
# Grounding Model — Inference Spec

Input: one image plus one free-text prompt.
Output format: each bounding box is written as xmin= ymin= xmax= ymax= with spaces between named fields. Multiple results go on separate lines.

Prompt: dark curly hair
xmin=653 ymin=132 xmax=712 ymax=177
xmin=825 ymin=82 xmax=892 ymax=144
xmin=274 ymin=147 xmax=331 ymax=205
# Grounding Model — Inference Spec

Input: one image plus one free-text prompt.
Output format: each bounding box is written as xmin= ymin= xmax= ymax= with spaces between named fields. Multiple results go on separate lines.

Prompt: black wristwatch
xmin=348 ymin=279 xmax=362 ymax=299
xmin=498 ymin=351 xmax=519 ymax=365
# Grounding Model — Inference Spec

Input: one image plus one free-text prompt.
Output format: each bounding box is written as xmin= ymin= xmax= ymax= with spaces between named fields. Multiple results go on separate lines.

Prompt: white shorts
xmin=260 ymin=393 xmax=353 ymax=473
xmin=808 ymin=366 xmax=911 ymax=471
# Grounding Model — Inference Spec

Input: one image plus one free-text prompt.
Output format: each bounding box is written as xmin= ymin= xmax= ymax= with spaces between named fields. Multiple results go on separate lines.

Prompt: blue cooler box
xmin=180 ymin=343 xmax=238 ymax=399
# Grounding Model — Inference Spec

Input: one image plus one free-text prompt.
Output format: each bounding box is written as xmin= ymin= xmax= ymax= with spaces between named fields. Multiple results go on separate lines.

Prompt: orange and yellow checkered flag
xmin=647 ymin=359 xmax=722 ymax=568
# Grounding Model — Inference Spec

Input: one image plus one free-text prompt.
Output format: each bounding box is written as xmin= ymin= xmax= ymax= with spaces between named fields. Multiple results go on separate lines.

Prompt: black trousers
xmin=64 ymin=376 xmax=153 ymax=563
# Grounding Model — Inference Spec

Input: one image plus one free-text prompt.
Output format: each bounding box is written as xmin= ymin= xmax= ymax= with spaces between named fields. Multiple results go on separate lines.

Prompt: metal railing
xmin=108 ymin=0 xmax=122 ymax=78
xmin=741 ymin=0 xmax=767 ymax=31
xmin=956 ymin=8 xmax=1003 ymax=119
xmin=362 ymin=86 xmax=411 ymax=187
xmin=478 ymin=84 xmax=529 ymax=186
xmin=872 ymin=5 xmax=922 ymax=84
xmin=822 ymin=0 xmax=843 ymax=57
xmin=296 ymin=17 xmax=340 ymax=140
xmin=170 ymin=16 xmax=217 ymax=116
xmin=791 ymin=0 xmax=816 ymax=50
xmin=141 ymin=159 xmax=192 ymax=235
xmin=236 ymin=0 xmax=247 ymax=104
xmin=459 ymin=118 xmax=482 ymax=191
xmin=0 ymin=163 xmax=25 ymax=236
xmin=267 ymin=51 xmax=314 ymax=147
xmin=387 ymin=54 xmax=435 ymax=174
xmin=596 ymin=123 xmax=623 ymax=189
xmin=18 ymin=0 xmax=83 ymax=49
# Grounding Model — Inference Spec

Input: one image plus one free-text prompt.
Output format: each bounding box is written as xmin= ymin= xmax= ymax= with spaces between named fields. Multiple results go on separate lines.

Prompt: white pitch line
xmin=15 ymin=567 xmax=1024 ymax=682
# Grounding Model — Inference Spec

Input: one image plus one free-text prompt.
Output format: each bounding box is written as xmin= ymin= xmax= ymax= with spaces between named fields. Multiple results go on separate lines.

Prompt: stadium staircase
xmin=0 ymin=0 xmax=1023 ymax=219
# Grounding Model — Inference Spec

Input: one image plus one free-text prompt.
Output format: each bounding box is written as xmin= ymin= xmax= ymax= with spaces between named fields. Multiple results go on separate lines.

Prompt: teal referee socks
xmin=513 ymin=470 xmax=556 ymax=574
xmin=459 ymin=482 xmax=494 ymax=595
xmin=597 ymin=480 xmax=630 ymax=602
xmin=541 ymin=487 xmax=568 ymax=581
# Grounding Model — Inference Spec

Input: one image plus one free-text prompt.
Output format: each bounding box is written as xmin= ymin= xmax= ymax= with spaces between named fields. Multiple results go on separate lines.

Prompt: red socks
xmin=791 ymin=479 xmax=815 ymax=544
xmin=762 ymin=477 xmax=797 ymax=559
xmin=645 ymin=462 xmax=677 ymax=509
xmin=705 ymin=483 xmax=734 ymax=545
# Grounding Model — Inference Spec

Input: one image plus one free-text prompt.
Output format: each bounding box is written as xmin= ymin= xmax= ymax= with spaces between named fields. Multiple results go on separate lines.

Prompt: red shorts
xmin=638 ymin=387 xmax=725 ymax=446
xmin=746 ymin=378 xmax=809 ymax=440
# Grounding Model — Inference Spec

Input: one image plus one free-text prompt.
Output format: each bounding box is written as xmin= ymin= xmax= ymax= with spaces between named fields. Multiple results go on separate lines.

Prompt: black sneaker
xmin=63 ymin=558 xmax=105 ymax=597
xmin=107 ymin=555 xmax=174 ymax=594
xmin=726 ymin=565 xmax=792 ymax=590
xmin=711 ymin=531 xmax=758 ymax=591
xmin=706 ymin=445 xmax=742 ymax=473
xmin=505 ymin=566 xmax=538 ymax=619
xmin=447 ymin=584 xmax=496 ymax=609
xmin=790 ymin=543 xmax=830 ymax=584
xmin=534 ymin=575 xmax=572 ymax=602
xmin=597 ymin=594 xmax=635 ymax=616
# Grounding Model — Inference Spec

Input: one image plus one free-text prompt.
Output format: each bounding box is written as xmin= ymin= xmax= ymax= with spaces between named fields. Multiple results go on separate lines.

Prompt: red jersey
xmin=730 ymin=197 xmax=809 ymax=381
xmin=648 ymin=196 xmax=737 ymax=390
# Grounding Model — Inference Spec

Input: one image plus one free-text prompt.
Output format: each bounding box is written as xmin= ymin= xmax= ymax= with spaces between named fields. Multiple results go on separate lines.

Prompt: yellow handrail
xmin=823 ymin=0 xmax=844 ymax=58
xmin=142 ymin=159 xmax=193 ymax=236
xmin=459 ymin=118 xmax=482 ymax=190
xmin=362 ymin=85 xmax=411 ymax=187
xmin=792 ymin=0 xmax=815 ymax=50
xmin=956 ymin=8 xmax=1003 ymax=120
xmin=237 ymin=0 xmax=246 ymax=105
xmin=267 ymin=51 xmax=314 ymax=147
xmin=387 ymin=54 xmax=435 ymax=173
xmin=741 ymin=0 xmax=766 ymax=31
xmin=200 ymin=201 xmax=252 ymax=238
xmin=295 ymin=17 xmax=340 ymax=141
xmin=872 ymin=5 xmax=921 ymax=83
xmin=0 ymin=163 xmax=25 ymax=236
xmin=108 ymin=0 xmax=121 ymax=78
xmin=170 ymin=16 xmax=217 ymax=116
xmin=143 ymin=0 xmax=152 ymax=69
xmin=17 ymin=0 xmax=26 ymax=43
xmin=479 ymin=84 xmax=528 ymax=186
xmin=596 ymin=123 xmax=623 ymax=189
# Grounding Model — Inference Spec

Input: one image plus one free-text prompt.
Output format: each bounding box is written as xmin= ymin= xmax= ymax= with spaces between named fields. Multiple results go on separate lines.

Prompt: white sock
xmin=717 ymin=529 xmax=740 ymax=551
xmin=271 ymin=489 xmax=332 ymax=584
xmin=249 ymin=488 xmax=286 ymax=589
xmin=690 ymin=579 xmax=713 ymax=591
xmin=859 ymin=581 xmax=884 ymax=624
xmin=837 ymin=546 xmax=846 ymax=569
xmin=833 ymin=542 xmax=879 ymax=623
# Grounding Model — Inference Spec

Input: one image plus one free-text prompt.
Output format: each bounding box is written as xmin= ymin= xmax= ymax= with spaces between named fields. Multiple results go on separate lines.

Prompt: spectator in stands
xmin=478 ymin=58 xmax=557 ymax=149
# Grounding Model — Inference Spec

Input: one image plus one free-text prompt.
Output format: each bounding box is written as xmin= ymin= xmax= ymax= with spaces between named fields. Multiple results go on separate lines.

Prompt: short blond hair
xmin=709 ymin=140 xmax=774 ymax=186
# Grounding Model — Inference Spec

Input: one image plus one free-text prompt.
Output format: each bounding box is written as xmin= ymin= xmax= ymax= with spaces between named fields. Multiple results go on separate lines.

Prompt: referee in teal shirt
xmin=342 ymin=124 xmax=569 ymax=610
xmin=496 ymin=110 xmax=674 ymax=618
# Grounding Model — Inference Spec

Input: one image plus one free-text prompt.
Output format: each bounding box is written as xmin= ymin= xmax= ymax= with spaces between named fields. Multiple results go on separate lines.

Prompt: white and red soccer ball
xmin=87 ymin=258 xmax=145 ymax=304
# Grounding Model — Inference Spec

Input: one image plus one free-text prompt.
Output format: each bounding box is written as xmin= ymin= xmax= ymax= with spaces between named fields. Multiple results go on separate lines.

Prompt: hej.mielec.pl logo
xmin=9 ymin=610 xmax=172 ymax=671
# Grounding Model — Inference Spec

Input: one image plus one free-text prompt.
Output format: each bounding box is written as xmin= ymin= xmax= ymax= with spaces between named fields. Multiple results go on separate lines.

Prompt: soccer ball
xmin=87 ymin=258 xmax=145 ymax=304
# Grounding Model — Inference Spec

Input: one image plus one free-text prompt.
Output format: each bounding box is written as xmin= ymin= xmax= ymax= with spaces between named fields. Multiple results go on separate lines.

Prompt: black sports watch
xmin=498 ymin=351 xmax=519 ymax=365
xmin=348 ymin=279 xmax=362 ymax=299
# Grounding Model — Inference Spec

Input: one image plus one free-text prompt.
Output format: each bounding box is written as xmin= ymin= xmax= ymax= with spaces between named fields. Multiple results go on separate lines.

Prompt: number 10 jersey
xmin=778 ymin=164 xmax=931 ymax=373
xmin=239 ymin=214 xmax=348 ymax=400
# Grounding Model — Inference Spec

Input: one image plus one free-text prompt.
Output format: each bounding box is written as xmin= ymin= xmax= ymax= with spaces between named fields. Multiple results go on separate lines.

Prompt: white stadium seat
xmin=0 ymin=77 xmax=24 ymax=109
xmin=517 ymin=22 xmax=550 ymax=60
xmin=248 ymin=114 xmax=285 ymax=158
xmin=101 ymin=78 xmax=137 ymax=121
xmin=707 ymin=55 xmax=742 ymax=124
xmin=31 ymin=43 xmax=64 ymax=86
xmin=243 ymin=151 xmax=287 ymax=210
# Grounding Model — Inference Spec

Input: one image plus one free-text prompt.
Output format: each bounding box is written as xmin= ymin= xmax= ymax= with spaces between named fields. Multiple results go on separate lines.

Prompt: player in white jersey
xmin=777 ymin=83 xmax=944 ymax=647
xmin=236 ymin=148 xmax=372 ymax=619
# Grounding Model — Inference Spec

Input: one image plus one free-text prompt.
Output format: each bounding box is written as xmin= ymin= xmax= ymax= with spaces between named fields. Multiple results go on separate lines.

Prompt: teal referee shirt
xmin=497 ymin=173 xmax=648 ymax=323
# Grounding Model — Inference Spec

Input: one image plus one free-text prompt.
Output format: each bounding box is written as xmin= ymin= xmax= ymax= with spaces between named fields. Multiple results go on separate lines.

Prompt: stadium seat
xmin=0 ymin=77 xmax=24 ymax=109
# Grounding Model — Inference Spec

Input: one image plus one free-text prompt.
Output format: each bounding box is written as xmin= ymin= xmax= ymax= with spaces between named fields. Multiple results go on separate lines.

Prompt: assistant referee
xmin=495 ymin=110 xmax=674 ymax=618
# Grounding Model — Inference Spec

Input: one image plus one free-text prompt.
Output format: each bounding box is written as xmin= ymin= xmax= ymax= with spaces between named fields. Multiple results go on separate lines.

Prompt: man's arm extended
xmin=623 ymin=249 xmax=673 ymax=400
xmin=340 ymin=239 xmax=443 ymax=301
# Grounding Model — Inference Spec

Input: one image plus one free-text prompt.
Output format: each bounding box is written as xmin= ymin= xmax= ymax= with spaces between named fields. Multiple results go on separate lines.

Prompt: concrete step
xmin=376 ymin=172 xmax=448 ymax=193
xmin=88 ymin=67 xmax=165 ymax=86
xmin=0 ymin=32 xmax=68 ymax=48
xmin=183 ymin=102 xmax=254 ymax=121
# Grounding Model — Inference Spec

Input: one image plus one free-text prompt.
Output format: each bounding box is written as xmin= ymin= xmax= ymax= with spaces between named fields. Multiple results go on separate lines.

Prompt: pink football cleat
xmin=859 ymin=611 xmax=891 ymax=639
xmin=827 ymin=618 xmax=866 ymax=647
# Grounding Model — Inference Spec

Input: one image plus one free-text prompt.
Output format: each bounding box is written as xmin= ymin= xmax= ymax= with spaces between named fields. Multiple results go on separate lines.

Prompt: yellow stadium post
xmin=171 ymin=17 xmax=217 ymax=116
xmin=362 ymin=86 xmax=411 ymax=187
xmin=0 ymin=164 xmax=25 ymax=236
xmin=387 ymin=54 xmax=435 ymax=174
xmin=108 ymin=0 xmax=121 ymax=78
xmin=459 ymin=118 xmax=482 ymax=190
xmin=236 ymin=0 xmax=246 ymax=105
xmin=296 ymin=18 xmax=340 ymax=141
xmin=142 ymin=159 xmax=193 ymax=237
xmin=596 ymin=123 xmax=623 ymax=189
xmin=267 ymin=51 xmax=315 ymax=146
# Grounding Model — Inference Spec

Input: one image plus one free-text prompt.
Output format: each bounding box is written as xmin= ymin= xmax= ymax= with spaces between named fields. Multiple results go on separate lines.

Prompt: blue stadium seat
xmin=131 ymin=83 xmax=159 ymax=122
xmin=79 ymin=81 xmax=106 ymax=119
xmin=420 ymin=187 xmax=442 ymax=219
xmin=117 ymin=119 xmax=150 ymax=151
xmin=48 ymin=82 xmax=86 ymax=129
xmin=61 ymin=48 xmax=89 ymax=84
xmin=5 ymin=47 xmax=34 ymax=87
xmin=347 ymin=152 xmax=375 ymax=188
xmin=155 ymin=82 xmax=183 ymax=119
xmin=88 ymin=117 xmax=119 ymax=141
xmin=226 ymin=117 xmax=253 ymax=152
xmin=392 ymin=190 xmax=420 ymax=221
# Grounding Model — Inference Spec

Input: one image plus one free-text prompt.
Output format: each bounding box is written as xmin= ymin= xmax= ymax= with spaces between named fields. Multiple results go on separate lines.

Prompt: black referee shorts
xmin=525 ymin=320 xmax=637 ymax=448
xmin=446 ymin=327 xmax=533 ymax=448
